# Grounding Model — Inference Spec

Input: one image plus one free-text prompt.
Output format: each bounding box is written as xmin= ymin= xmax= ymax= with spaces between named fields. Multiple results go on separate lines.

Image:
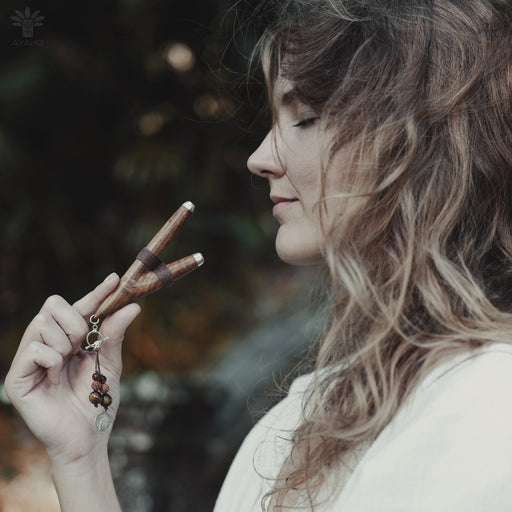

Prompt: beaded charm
xmin=84 ymin=316 xmax=113 ymax=432
xmin=89 ymin=370 xmax=113 ymax=432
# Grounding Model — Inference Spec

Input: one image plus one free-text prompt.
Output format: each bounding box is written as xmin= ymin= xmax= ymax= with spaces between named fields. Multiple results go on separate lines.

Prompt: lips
xmin=271 ymin=195 xmax=299 ymax=216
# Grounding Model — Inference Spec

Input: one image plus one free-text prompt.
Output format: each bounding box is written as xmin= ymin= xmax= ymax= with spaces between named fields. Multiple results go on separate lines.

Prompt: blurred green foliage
xmin=0 ymin=0 xmax=279 ymax=375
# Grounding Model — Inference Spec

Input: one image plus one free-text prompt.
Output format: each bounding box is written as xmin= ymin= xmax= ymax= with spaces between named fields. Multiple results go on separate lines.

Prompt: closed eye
xmin=293 ymin=117 xmax=318 ymax=128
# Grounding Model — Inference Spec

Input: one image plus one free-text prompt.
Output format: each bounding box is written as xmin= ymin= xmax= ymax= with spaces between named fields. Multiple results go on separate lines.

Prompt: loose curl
xmin=254 ymin=0 xmax=512 ymax=509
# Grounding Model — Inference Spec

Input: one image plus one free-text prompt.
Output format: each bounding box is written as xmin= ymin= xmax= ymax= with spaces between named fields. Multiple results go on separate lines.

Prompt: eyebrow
xmin=280 ymin=87 xmax=299 ymax=107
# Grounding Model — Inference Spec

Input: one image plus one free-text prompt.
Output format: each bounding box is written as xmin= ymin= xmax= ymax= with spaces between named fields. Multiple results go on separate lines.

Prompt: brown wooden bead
xmin=91 ymin=381 xmax=102 ymax=391
xmin=93 ymin=372 xmax=107 ymax=383
xmin=100 ymin=383 xmax=110 ymax=394
xmin=101 ymin=394 xmax=112 ymax=407
xmin=89 ymin=391 xmax=103 ymax=407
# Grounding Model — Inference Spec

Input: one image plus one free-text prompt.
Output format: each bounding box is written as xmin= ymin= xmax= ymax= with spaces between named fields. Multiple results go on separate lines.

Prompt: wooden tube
xmin=146 ymin=201 xmax=195 ymax=256
xmin=167 ymin=253 xmax=205 ymax=281
xmin=94 ymin=253 xmax=203 ymax=320
xmin=93 ymin=201 xmax=203 ymax=321
xmin=94 ymin=259 xmax=146 ymax=320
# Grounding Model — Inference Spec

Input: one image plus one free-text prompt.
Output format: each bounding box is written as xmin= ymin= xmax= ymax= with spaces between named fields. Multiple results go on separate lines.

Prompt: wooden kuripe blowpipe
xmin=94 ymin=201 xmax=204 ymax=321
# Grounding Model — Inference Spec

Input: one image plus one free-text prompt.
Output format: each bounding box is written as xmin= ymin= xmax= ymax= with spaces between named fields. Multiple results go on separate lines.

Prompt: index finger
xmin=72 ymin=273 xmax=120 ymax=319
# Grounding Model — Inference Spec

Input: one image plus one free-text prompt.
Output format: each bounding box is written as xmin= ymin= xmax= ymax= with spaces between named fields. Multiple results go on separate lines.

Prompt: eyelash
xmin=293 ymin=117 xmax=318 ymax=128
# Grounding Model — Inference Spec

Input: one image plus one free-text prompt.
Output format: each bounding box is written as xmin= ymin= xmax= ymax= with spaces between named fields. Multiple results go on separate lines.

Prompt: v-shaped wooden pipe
xmin=94 ymin=201 xmax=203 ymax=320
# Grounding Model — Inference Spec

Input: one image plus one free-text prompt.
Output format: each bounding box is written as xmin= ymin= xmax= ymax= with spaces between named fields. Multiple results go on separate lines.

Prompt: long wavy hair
xmin=253 ymin=0 xmax=512 ymax=509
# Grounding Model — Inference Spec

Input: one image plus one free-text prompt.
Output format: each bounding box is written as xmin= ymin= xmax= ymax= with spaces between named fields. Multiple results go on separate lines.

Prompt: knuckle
xmin=54 ymin=350 xmax=64 ymax=365
xmin=27 ymin=341 xmax=62 ymax=364
xmin=72 ymin=322 xmax=89 ymax=343
xmin=44 ymin=294 xmax=65 ymax=310
xmin=32 ymin=312 xmax=51 ymax=327
xmin=27 ymin=340 xmax=45 ymax=356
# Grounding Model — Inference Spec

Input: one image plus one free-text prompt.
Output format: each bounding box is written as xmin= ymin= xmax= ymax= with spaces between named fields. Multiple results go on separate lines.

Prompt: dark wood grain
xmin=94 ymin=202 xmax=203 ymax=320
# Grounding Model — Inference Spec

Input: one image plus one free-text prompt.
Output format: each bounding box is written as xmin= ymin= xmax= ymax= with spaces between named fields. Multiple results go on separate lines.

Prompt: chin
xmin=275 ymin=229 xmax=323 ymax=266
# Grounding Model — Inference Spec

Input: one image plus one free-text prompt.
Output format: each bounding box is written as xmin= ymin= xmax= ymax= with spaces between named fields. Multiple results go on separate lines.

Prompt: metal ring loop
xmin=85 ymin=330 xmax=105 ymax=351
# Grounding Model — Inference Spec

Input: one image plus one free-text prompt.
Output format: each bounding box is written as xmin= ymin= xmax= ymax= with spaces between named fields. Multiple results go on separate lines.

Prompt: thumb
xmin=98 ymin=302 xmax=141 ymax=363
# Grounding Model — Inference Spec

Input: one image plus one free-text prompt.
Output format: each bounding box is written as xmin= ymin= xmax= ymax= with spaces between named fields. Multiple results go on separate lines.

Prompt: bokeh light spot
xmin=193 ymin=94 xmax=220 ymax=119
xmin=165 ymin=42 xmax=195 ymax=73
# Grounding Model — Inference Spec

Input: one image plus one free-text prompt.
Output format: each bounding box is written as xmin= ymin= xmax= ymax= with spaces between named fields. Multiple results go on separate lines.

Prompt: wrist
xmin=46 ymin=429 xmax=110 ymax=467
xmin=49 ymin=447 xmax=121 ymax=512
xmin=48 ymin=441 xmax=109 ymax=471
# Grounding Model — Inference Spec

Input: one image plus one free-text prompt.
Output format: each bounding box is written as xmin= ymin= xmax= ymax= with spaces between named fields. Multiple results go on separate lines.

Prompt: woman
xmin=6 ymin=0 xmax=512 ymax=510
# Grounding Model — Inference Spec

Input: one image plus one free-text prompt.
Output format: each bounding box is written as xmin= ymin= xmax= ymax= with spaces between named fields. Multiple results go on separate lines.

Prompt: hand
xmin=4 ymin=273 xmax=141 ymax=464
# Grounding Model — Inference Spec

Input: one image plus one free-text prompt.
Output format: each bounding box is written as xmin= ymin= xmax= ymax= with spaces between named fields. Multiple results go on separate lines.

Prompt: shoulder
xmin=425 ymin=341 xmax=512 ymax=388
xmin=416 ymin=342 xmax=512 ymax=421
xmin=401 ymin=342 xmax=512 ymax=455
xmin=337 ymin=343 xmax=512 ymax=511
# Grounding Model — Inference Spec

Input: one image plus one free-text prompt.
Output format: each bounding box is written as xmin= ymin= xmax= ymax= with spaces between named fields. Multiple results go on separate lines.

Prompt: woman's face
xmin=247 ymin=78 xmax=344 ymax=265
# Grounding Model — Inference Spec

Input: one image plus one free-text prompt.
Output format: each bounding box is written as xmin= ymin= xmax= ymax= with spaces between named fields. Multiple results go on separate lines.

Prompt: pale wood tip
xmin=193 ymin=253 xmax=204 ymax=266
xmin=182 ymin=201 xmax=195 ymax=212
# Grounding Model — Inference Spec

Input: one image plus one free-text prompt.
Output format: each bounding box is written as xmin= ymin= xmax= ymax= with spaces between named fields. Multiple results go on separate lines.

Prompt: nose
xmin=247 ymin=130 xmax=285 ymax=179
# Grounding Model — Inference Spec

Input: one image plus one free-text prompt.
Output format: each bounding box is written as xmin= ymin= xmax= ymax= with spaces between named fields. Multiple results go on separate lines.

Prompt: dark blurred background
xmin=0 ymin=1 xmax=318 ymax=510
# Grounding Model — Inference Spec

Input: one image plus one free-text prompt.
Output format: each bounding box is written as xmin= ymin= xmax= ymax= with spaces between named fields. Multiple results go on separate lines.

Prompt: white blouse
xmin=213 ymin=343 xmax=512 ymax=511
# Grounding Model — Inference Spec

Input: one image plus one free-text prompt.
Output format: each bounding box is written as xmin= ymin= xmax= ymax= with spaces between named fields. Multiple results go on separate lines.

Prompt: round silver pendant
xmin=95 ymin=411 xmax=113 ymax=432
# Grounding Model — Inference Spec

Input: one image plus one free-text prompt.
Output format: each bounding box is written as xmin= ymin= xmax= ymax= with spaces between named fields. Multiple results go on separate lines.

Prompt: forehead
xmin=272 ymin=78 xmax=298 ymax=108
xmin=261 ymin=48 xmax=298 ymax=107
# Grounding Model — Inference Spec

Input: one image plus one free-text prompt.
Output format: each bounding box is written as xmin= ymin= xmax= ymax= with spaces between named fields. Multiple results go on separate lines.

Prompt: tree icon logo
xmin=11 ymin=7 xmax=45 ymax=38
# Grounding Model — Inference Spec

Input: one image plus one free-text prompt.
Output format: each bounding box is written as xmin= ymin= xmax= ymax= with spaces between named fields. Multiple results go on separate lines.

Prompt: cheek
xmin=289 ymin=161 xmax=323 ymax=207
xmin=287 ymin=134 xmax=328 ymax=208
xmin=322 ymin=145 xmax=355 ymax=206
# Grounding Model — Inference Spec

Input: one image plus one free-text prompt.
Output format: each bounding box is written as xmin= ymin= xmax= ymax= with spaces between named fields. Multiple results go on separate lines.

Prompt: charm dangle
xmin=84 ymin=315 xmax=106 ymax=352
xmin=95 ymin=410 xmax=113 ymax=432
xmin=85 ymin=316 xmax=113 ymax=432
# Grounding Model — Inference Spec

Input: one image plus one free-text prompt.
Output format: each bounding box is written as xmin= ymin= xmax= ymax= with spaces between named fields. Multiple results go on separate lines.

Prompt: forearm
xmin=50 ymin=449 xmax=122 ymax=512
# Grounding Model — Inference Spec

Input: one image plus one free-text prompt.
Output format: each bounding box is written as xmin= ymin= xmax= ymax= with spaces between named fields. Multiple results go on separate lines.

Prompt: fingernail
xmin=104 ymin=272 xmax=117 ymax=283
